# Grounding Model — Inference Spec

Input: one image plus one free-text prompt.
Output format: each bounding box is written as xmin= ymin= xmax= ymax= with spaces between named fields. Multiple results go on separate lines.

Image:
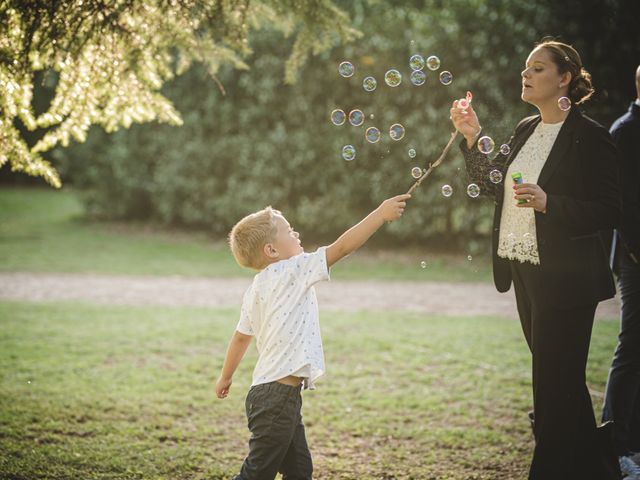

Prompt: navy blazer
xmin=610 ymin=101 xmax=640 ymax=264
xmin=461 ymin=107 xmax=621 ymax=308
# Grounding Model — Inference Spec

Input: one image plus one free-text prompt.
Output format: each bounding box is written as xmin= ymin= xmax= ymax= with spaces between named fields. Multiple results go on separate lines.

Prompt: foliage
xmin=6 ymin=0 xmax=638 ymax=246
xmin=0 ymin=0 xmax=360 ymax=187
xmin=54 ymin=0 xmax=549 ymax=246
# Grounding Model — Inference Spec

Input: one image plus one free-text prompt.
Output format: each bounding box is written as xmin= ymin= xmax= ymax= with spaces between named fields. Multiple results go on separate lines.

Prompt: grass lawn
xmin=0 ymin=187 xmax=491 ymax=282
xmin=0 ymin=300 xmax=619 ymax=479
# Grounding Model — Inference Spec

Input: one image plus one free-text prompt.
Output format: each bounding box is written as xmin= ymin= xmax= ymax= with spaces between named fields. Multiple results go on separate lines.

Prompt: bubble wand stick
xmin=405 ymin=91 xmax=472 ymax=195
xmin=406 ymin=130 xmax=459 ymax=195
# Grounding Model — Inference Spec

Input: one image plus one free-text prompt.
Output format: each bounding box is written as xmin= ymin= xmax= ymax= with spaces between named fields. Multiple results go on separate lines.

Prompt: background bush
xmin=48 ymin=0 xmax=639 ymax=248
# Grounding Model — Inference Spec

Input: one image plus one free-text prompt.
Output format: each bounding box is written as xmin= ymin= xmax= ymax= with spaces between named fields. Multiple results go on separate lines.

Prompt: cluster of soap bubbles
xmin=331 ymin=108 xmax=368 ymax=127
xmin=339 ymin=57 xmax=486 ymax=269
xmin=334 ymin=56 xmax=456 ymax=170
xmin=407 ymin=54 xmax=453 ymax=87
xmin=338 ymin=53 xmax=454 ymax=94
xmin=331 ymin=106 xmax=407 ymax=157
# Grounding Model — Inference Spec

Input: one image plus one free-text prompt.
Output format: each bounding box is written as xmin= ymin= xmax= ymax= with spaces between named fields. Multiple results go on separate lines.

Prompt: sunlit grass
xmin=0 ymin=300 xmax=618 ymax=479
xmin=0 ymin=187 xmax=491 ymax=281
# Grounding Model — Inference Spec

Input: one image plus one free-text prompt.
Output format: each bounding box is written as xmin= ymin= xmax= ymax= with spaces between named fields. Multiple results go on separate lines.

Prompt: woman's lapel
xmin=537 ymin=107 xmax=580 ymax=188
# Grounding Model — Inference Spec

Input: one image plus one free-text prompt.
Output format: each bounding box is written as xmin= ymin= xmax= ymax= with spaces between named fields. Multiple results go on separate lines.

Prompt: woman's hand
xmin=514 ymin=183 xmax=547 ymax=213
xmin=450 ymin=100 xmax=481 ymax=148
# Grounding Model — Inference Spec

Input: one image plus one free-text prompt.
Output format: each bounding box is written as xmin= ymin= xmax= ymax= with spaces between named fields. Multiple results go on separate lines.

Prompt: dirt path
xmin=0 ymin=272 xmax=620 ymax=320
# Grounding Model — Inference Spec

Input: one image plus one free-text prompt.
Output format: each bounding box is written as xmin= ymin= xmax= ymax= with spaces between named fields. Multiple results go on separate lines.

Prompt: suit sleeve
xmin=459 ymin=118 xmax=529 ymax=198
xmin=544 ymin=123 xmax=621 ymax=232
xmin=613 ymin=124 xmax=640 ymax=259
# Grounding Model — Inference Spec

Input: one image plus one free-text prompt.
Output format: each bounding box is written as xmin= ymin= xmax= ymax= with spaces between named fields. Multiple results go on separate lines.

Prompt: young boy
xmin=215 ymin=193 xmax=411 ymax=480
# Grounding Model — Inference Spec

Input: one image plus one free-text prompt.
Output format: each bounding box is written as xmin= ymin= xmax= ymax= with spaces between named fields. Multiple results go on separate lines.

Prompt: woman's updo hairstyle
xmin=536 ymin=39 xmax=595 ymax=105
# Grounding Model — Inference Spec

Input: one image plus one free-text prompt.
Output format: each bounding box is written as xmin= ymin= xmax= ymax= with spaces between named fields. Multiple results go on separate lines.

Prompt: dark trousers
xmin=511 ymin=261 xmax=611 ymax=480
xmin=602 ymin=249 xmax=640 ymax=455
xmin=234 ymin=381 xmax=312 ymax=480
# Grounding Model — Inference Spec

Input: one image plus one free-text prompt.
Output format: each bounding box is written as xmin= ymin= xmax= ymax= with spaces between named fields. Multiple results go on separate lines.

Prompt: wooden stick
xmin=406 ymin=130 xmax=459 ymax=195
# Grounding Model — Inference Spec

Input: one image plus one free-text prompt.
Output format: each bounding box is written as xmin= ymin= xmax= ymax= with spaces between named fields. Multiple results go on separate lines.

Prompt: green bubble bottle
xmin=511 ymin=172 xmax=527 ymax=204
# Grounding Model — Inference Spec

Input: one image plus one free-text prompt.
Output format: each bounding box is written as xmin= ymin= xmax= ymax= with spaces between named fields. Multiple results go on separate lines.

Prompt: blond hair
xmin=229 ymin=206 xmax=281 ymax=270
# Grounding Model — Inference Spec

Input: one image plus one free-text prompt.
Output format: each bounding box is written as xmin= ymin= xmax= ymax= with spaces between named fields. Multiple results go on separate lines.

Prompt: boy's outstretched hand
xmin=215 ymin=375 xmax=232 ymax=399
xmin=378 ymin=194 xmax=411 ymax=221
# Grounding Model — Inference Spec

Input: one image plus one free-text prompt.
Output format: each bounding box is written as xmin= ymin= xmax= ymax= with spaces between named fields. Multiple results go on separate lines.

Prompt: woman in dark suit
xmin=451 ymin=40 xmax=621 ymax=479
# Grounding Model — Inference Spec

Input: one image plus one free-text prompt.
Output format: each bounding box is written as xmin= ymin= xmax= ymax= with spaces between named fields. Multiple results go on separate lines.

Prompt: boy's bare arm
xmin=326 ymin=194 xmax=411 ymax=268
xmin=215 ymin=330 xmax=253 ymax=399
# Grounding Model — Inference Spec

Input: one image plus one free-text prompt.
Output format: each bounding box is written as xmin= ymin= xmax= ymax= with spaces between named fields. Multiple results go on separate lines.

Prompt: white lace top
xmin=498 ymin=120 xmax=565 ymax=265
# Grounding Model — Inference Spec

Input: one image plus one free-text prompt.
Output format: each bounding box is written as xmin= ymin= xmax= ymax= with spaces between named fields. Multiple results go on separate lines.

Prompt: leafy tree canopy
xmin=0 ymin=0 xmax=360 ymax=187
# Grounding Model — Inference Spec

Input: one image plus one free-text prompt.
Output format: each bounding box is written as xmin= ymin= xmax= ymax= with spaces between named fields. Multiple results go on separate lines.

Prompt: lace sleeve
xmin=460 ymin=133 xmax=512 ymax=198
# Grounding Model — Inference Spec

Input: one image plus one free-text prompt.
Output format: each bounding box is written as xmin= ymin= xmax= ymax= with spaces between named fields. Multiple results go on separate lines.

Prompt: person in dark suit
xmin=450 ymin=40 xmax=621 ymax=479
xmin=602 ymin=65 xmax=640 ymax=479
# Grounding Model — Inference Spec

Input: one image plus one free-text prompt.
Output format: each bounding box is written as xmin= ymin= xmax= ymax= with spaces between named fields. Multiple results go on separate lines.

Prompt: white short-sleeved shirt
xmin=236 ymin=247 xmax=330 ymax=389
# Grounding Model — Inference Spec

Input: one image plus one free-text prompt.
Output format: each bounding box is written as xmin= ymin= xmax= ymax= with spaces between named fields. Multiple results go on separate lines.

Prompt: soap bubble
xmin=467 ymin=183 xmax=480 ymax=198
xmin=338 ymin=61 xmax=354 ymax=77
xmin=384 ymin=69 xmax=402 ymax=87
xmin=369 ymin=113 xmax=375 ymax=120
xmin=410 ymin=70 xmax=426 ymax=86
xmin=348 ymin=109 xmax=364 ymax=126
xmin=408 ymin=148 xmax=416 ymax=158
xmin=420 ymin=260 xmax=427 ymax=269
xmin=409 ymin=54 xmax=425 ymax=71
xmin=477 ymin=135 xmax=495 ymax=154
xmin=363 ymin=76 xmax=377 ymax=92
xmin=342 ymin=145 xmax=356 ymax=161
xmin=558 ymin=96 xmax=571 ymax=112
xmin=467 ymin=255 xmax=473 ymax=261
xmin=489 ymin=170 xmax=503 ymax=184
xmin=499 ymin=144 xmax=511 ymax=155
xmin=441 ymin=184 xmax=453 ymax=197
xmin=330 ymin=109 xmax=346 ymax=126
xmin=389 ymin=123 xmax=405 ymax=141
xmin=411 ymin=167 xmax=423 ymax=179
xmin=439 ymin=71 xmax=453 ymax=85
xmin=365 ymin=127 xmax=381 ymax=143
xmin=426 ymin=55 xmax=440 ymax=70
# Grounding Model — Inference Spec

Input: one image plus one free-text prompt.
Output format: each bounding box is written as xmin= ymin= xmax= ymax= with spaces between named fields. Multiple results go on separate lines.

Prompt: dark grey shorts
xmin=234 ymin=381 xmax=312 ymax=480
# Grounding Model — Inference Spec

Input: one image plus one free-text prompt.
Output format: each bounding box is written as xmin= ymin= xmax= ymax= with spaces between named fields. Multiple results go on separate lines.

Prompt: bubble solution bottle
xmin=511 ymin=172 xmax=527 ymax=204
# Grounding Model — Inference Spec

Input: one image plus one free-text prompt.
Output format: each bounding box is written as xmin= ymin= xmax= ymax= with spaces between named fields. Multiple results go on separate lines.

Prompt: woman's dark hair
xmin=536 ymin=39 xmax=595 ymax=105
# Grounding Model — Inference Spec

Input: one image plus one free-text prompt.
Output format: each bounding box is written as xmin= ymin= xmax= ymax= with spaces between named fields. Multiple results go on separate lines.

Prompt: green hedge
xmin=54 ymin=0 xmax=635 ymax=248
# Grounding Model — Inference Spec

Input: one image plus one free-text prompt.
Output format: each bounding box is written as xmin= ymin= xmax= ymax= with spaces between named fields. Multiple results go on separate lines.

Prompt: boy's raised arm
xmin=325 ymin=194 xmax=411 ymax=268
xmin=216 ymin=330 xmax=253 ymax=399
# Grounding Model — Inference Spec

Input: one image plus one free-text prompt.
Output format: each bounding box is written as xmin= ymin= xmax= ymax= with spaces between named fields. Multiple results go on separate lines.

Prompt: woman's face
xmin=521 ymin=47 xmax=569 ymax=107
